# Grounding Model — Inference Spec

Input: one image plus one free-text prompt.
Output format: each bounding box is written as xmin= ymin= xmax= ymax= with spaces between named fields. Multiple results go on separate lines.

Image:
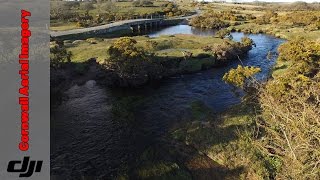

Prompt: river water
xmin=51 ymin=25 xmax=284 ymax=179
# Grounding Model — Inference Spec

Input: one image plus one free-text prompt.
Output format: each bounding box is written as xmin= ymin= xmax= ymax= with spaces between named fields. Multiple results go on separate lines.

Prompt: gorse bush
xmin=215 ymin=29 xmax=232 ymax=39
xmin=79 ymin=2 xmax=94 ymax=11
xmin=190 ymin=15 xmax=229 ymax=29
xmin=276 ymin=11 xmax=320 ymax=28
xmin=132 ymin=0 xmax=154 ymax=7
xmin=278 ymin=38 xmax=320 ymax=64
xmin=259 ymin=75 xmax=320 ymax=179
xmin=241 ymin=36 xmax=255 ymax=47
xmin=205 ymin=37 xmax=254 ymax=62
xmin=190 ymin=10 xmax=254 ymax=29
xmin=105 ymin=37 xmax=150 ymax=77
xmin=221 ymin=38 xmax=320 ymax=179
xmin=103 ymin=37 xmax=161 ymax=86
xmin=258 ymin=39 xmax=320 ymax=179
xmin=223 ymin=65 xmax=261 ymax=88
xmin=255 ymin=10 xmax=278 ymax=25
xmin=266 ymin=1 xmax=320 ymax=11
xmin=50 ymin=43 xmax=72 ymax=68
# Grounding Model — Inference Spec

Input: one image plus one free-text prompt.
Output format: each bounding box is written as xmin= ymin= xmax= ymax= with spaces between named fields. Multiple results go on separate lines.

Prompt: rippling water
xmin=51 ymin=25 xmax=284 ymax=179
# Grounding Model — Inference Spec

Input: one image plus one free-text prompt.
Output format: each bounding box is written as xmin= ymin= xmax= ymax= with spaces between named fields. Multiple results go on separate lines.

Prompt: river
xmin=51 ymin=25 xmax=284 ymax=179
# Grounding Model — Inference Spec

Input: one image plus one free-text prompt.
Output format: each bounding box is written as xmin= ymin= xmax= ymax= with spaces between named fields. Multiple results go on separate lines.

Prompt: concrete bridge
xmin=50 ymin=12 xmax=199 ymax=39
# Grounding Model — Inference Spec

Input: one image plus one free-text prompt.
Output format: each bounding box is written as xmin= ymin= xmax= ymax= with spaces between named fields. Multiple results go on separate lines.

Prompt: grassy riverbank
xmin=124 ymin=37 xmax=319 ymax=179
xmin=189 ymin=2 xmax=320 ymax=41
xmin=178 ymin=2 xmax=320 ymax=179
xmin=63 ymin=34 xmax=223 ymax=62
xmin=50 ymin=2 xmax=319 ymax=179
xmin=116 ymin=100 xmax=267 ymax=179
xmin=51 ymin=34 xmax=253 ymax=87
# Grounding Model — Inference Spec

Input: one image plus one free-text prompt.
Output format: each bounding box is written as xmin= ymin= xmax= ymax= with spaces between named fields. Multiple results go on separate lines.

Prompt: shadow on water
xmin=51 ymin=25 xmax=285 ymax=179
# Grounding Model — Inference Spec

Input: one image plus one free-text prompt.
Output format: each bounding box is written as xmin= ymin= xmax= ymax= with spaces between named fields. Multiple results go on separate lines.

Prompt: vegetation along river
xmin=51 ymin=25 xmax=285 ymax=179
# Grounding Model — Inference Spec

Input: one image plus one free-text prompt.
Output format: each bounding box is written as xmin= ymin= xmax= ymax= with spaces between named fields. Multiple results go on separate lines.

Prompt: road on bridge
xmin=50 ymin=11 xmax=200 ymax=38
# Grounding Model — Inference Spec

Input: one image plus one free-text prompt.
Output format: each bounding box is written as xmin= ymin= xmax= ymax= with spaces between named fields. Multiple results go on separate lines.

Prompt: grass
xmin=192 ymin=2 xmax=320 ymax=41
xmin=271 ymin=60 xmax=293 ymax=78
xmin=169 ymin=101 xmax=275 ymax=179
xmin=231 ymin=22 xmax=320 ymax=40
xmin=50 ymin=22 xmax=80 ymax=31
xmin=64 ymin=34 xmax=224 ymax=62
xmin=65 ymin=38 xmax=109 ymax=62
xmin=132 ymin=146 xmax=192 ymax=180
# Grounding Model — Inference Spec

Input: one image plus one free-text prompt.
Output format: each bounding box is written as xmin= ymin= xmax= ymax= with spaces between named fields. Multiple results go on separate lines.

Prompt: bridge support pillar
xmin=130 ymin=25 xmax=139 ymax=33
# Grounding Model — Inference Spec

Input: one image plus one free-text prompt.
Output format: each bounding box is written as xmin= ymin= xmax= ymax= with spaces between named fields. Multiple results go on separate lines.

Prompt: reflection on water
xmin=148 ymin=25 xmax=217 ymax=37
xmin=51 ymin=25 xmax=285 ymax=179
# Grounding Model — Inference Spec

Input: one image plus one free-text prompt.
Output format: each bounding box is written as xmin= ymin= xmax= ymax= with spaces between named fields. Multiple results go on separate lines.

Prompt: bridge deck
xmin=50 ymin=12 xmax=199 ymax=38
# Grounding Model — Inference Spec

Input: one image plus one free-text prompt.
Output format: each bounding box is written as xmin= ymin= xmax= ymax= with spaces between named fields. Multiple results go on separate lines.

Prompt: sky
xmin=202 ymin=0 xmax=320 ymax=2
xmin=241 ymin=0 xmax=319 ymax=2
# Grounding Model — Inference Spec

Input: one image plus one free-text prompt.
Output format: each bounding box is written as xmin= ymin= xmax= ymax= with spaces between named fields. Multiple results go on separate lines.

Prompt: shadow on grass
xmin=128 ymin=138 xmax=245 ymax=180
xmin=121 ymin=101 xmax=255 ymax=180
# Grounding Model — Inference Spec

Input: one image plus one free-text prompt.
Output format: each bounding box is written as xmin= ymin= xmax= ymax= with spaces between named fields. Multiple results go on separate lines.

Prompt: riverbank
xmin=50 ymin=30 xmax=284 ymax=179
xmin=227 ymin=23 xmax=320 ymax=40
xmin=50 ymin=1 xmax=320 ymax=178
xmin=51 ymin=34 xmax=254 ymax=89
xmin=181 ymin=3 xmax=320 ymax=179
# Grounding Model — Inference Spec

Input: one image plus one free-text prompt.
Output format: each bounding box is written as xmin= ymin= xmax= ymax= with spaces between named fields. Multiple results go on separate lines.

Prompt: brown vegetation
xmin=222 ymin=38 xmax=320 ymax=179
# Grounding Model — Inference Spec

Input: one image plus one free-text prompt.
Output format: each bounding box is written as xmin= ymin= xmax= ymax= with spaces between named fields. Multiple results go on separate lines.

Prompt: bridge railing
xmin=131 ymin=14 xmax=165 ymax=20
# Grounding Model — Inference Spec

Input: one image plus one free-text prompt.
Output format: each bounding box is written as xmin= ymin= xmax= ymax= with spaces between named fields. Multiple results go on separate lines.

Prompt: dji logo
xmin=7 ymin=156 xmax=43 ymax=177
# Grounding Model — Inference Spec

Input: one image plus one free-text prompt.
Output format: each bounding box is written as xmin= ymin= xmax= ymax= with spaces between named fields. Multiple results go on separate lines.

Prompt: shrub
xmin=215 ymin=29 xmax=232 ymax=39
xmin=50 ymin=1 xmax=78 ymax=20
xmin=255 ymin=10 xmax=277 ymax=25
xmin=133 ymin=0 xmax=154 ymax=7
xmin=257 ymin=39 xmax=320 ymax=179
xmin=79 ymin=2 xmax=94 ymax=11
xmin=241 ymin=36 xmax=254 ymax=47
xmin=223 ymin=65 xmax=261 ymax=88
xmin=207 ymin=38 xmax=254 ymax=62
xmin=50 ymin=43 xmax=72 ymax=68
xmin=190 ymin=15 xmax=229 ymax=29
xmin=259 ymin=76 xmax=320 ymax=179
xmin=103 ymin=37 xmax=157 ymax=86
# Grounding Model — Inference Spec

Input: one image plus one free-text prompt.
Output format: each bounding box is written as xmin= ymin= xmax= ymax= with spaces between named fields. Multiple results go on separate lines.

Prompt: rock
xmin=72 ymin=40 xmax=84 ymax=45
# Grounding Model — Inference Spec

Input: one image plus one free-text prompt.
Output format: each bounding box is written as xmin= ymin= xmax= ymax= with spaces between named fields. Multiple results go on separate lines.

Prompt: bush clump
xmin=204 ymin=37 xmax=254 ymax=63
xmin=102 ymin=37 xmax=161 ymax=86
xmin=50 ymin=42 xmax=72 ymax=68
xmin=223 ymin=65 xmax=261 ymax=88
